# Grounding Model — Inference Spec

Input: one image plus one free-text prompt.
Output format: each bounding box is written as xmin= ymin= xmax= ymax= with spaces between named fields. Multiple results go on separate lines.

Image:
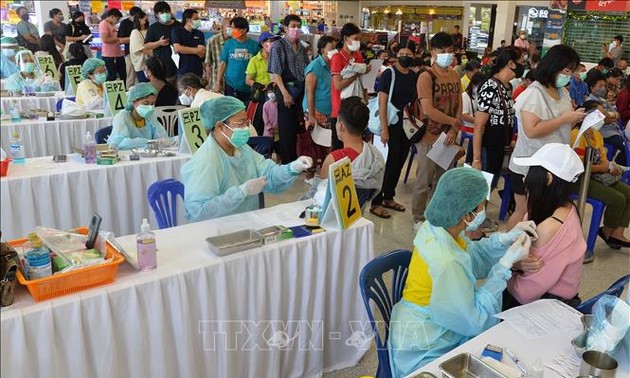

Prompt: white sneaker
xmin=414 ymin=221 xmax=423 ymax=231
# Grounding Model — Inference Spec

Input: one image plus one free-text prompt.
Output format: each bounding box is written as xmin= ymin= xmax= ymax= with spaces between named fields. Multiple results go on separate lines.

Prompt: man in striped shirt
xmin=205 ymin=18 xmax=230 ymax=93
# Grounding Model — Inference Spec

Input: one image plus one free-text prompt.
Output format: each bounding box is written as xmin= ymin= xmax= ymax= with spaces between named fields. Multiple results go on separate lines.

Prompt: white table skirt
xmin=1 ymin=201 xmax=375 ymax=378
xmin=407 ymin=301 xmax=630 ymax=378
xmin=1 ymin=117 xmax=112 ymax=158
xmin=1 ymin=93 xmax=64 ymax=113
xmin=1 ymin=153 xmax=190 ymax=240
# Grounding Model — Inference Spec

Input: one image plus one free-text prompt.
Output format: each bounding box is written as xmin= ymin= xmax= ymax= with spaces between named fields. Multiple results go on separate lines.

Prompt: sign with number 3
xmin=178 ymin=107 xmax=206 ymax=154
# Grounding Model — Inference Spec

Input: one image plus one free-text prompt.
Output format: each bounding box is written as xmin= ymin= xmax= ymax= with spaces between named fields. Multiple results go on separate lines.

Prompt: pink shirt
xmin=262 ymin=100 xmax=278 ymax=137
xmin=507 ymin=206 xmax=586 ymax=304
xmin=99 ymin=20 xmax=123 ymax=58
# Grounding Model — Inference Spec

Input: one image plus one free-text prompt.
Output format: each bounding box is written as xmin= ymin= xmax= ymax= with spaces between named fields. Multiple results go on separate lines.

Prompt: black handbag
xmin=0 ymin=234 xmax=19 ymax=307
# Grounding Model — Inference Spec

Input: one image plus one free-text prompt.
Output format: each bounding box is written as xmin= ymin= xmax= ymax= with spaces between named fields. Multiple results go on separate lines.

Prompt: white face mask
xmin=179 ymin=90 xmax=193 ymax=106
xmin=347 ymin=40 xmax=361 ymax=52
xmin=326 ymin=49 xmax=338 ymax=60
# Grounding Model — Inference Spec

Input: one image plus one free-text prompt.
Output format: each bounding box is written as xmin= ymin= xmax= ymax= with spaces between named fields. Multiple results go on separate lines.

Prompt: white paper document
xmin=82 ymin=34 xmax=93 ymax=43
xmin=464 ymin=163 xmax=494 ymax=200
xmin=572 ymin=109 xmax=606 ymax=148
xmin=361 ymin=59 xmax=383 ymax=93
xmin=311 ymin=124 xmax=332 ymax=147
xmin=373 ymin=135 xmax=388 ymax=160
xmin=427 ymin=132 xmax=460 ymax=170
xmin=495 ymin=299 xmax=583 ymax=339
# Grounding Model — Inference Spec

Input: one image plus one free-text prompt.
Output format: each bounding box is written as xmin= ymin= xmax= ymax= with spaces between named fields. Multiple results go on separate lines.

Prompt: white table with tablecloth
xmin=1 ymin=93 xmax=65 ymax=113
xmin=1 ymin=117 xmax=112 ymax=158
xmin=406 ymin=300 xmax=629 ymax=378
xmin=0 ymin=152 xmax=190 ymax=240
xmin=1 ymin=201 xmax=375 ymax=378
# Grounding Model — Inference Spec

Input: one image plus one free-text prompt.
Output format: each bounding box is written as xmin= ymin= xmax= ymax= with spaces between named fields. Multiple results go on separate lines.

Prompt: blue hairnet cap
xmin=200 ymin=96 xmax=246 ymax=131
xmin=1 ymin=37 xmax=17 ymax=46
xmin=126 ymin=82 xmax=158 ymax=110
xmin=81 ymin=58 xmax=105 ymax=80
xmin=425 ymin=167 xmax=489 ymax=228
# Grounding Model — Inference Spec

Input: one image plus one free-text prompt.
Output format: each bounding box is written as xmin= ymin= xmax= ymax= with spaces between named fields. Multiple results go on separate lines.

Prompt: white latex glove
xmin=499 ymin=233 xmax=532 ymax=269
xmin=289 ymin=156 xmax=313 ymax=174
xmin=497 ymin=220 xmax=538 ymax=245
xmin=240 ymin=177 xmax=267 ymax=196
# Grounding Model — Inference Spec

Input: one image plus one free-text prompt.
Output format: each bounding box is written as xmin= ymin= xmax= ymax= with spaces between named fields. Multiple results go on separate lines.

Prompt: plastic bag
xmin=586 ymin=294 xmax=630 ymax=353
xmin=35 ymin=227 xmax=88 ymax=255
xmin=60 ymin=98 xmax=87 ymax=117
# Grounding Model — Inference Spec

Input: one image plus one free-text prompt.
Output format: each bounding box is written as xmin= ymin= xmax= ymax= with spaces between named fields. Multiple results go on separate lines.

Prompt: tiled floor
xmin=265 ymin=159 xmax=630 ymax=378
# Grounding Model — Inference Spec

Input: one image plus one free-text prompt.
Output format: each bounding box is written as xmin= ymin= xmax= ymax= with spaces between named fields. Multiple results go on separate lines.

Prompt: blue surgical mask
xmin=20 ymin=62 xmax=35 ymax=73
xmin=192 ymin=20 xmax=202 ymax=29
xmin=436 ymin=53 xmax=454 ymax=68
xmin=94 ymin=72 xmax=107 ymax=85
xmin=555 ymin=73 xmax=571 ymax=88
xmin=158 ymin=13 xmax=171 ymax=24
xmin=222 ymin=123 xmax=250 ymax=148
xmin=465 ymin=208 xmax=486 ymax=232
xmin=579 ymin=72 xmax=587 ymax=81
xmin=136 ymin=104 xmax=155 ymax=118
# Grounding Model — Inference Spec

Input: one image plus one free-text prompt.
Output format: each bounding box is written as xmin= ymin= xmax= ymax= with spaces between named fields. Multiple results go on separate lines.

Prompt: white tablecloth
xmin=407 ymin=302 xmax=630 ymax=378
xmin=1 ymin=117 xmax=112 ymax=158
xmin=1 ymin=93 xmax=64 ymax=113
xmin=1 ymin=152 xmax=190 ymax=240
xmin=1 ymin=201 xmax=375 ymax=378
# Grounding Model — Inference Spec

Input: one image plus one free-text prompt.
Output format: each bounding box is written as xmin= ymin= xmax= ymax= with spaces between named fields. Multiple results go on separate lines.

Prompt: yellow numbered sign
xmin=320 ymin=157 xmax=361 ymax=229
xmin=179 ymin=107 xmax=206 ymax=154
xmin=103 ymin=80 xmax=127 ymax=117
xmin=65 ymin=65 xmax=82 ymax=95
xmin=37 ymin=55 xmax=58 ymax=80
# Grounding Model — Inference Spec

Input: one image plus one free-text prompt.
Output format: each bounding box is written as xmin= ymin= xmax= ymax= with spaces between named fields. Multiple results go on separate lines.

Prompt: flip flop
xmin=370 ymin=206 xmax=391 ymax=219
xmin=382 ymin=200 xmax=406 ymax=212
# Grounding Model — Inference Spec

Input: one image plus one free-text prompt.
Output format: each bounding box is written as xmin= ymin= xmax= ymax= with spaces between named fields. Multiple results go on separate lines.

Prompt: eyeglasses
xmin=227 ymin=119 xmax=250 ymax=128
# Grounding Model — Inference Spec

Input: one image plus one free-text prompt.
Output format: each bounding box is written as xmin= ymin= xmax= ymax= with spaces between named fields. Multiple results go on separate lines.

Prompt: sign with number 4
xmin=320 ymin=157 xmax=362 ymax=230
xmin=178 ymin=107 xmax=206 ymax=154
xmin=103 ymin=80 xmax=127 ymax=117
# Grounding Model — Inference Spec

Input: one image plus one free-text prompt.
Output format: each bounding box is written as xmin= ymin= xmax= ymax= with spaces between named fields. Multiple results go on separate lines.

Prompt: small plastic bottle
xmin=9 ymin=100 xmax=21 ymax=122
xmin=136 ymin=218 xmax=157 ymax=271
xmin=26 ymin=234 xmax=52 ymax=279
xmin=9 ymin=131 xmax=26 ymax=164
xmin=84 ymin=131 xmax=97 ymax=164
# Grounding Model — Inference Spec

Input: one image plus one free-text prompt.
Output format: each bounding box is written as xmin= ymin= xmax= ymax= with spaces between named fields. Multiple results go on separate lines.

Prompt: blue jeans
xmin=604 ymin=134 xmax=628 ymax=166
xmin=102 ymin=56 xmax=126 ymax=85
xmin=225 ymin=85 xmax=250 ymax=107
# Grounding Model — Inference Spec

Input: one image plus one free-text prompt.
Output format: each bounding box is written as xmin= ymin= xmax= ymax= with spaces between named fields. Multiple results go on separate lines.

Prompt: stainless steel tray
xmin=206 ymin=229 xmax=262 ymax=256
xmin=439 ymin=353 xmax=507 ymax=378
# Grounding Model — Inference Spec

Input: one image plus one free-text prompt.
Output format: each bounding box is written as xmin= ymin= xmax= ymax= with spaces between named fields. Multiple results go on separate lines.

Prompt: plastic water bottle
xmin=136 ymin=218 xmax=157 ymax=271
xmin=8 ymin=100 xmax=21 ymax=122
xmin=84 ymin=131 xmax=97 ymax=164
xmin=9 ymin=131 xmax=26 ymax=164
xmin=26 ymin=234 xmax=52 ymax=280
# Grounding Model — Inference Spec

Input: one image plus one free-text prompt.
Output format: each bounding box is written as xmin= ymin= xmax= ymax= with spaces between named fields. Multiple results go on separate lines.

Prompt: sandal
xmin=370 ymin=206 xmax=391 ymax=219
xmin=382 ymin=200 xmax=406 ymax=212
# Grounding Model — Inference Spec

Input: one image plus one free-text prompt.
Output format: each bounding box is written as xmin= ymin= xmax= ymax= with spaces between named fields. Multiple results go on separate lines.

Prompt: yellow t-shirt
xmin=461 ymin=74 xmax=471 ymax=92
xmin=245 ymin=51 xmax=271 ymax=86
xmin=403 ymin=235 xmax=468 ymax=306
xmin=570 ymin=128 xmax=608 ymax=163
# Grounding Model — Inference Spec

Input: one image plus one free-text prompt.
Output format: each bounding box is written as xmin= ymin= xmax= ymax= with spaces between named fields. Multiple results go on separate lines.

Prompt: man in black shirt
xmin=117 ymin=6 xmax=141 ymax=88
xmin=145 ymin=1 xmax=180 ymax=82
xmin=64 ymin=11 xmax=93 ymax=58
xmin=172 ymin=9 xmax=206 ymax=78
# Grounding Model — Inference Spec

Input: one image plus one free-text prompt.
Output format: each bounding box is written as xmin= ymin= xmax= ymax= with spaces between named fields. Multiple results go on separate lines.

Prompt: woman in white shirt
xmin=460 ymin=72 xmax=486 ymax=164
xmin=129 ymin=10 xmax=149 ymax=82
xmin=507 ymin=44 xmax=586 ymax=229
xmin=177 ymin=72 xmax=222 ymax=108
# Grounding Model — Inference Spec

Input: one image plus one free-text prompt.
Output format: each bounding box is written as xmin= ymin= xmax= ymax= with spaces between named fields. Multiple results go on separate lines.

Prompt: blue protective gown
xmin=181 ymin=134 xmax=298 ymax=222
xmin=108 ymin=109 xmax=169 ymax=150
xmin=388 ymin=221 xmax=512 ymax=377
xmin=0 ymin=55 xmax=18 ymax=79
xmin=5 ymin=70 xmax=43 ymax=93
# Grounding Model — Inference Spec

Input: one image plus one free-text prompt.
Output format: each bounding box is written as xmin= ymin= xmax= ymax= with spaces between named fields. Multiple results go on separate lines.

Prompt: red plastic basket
xmin=0 ymin=158 xmax=10 ymax=177
xmin=10 ymin=227 xmax=125 ymax=302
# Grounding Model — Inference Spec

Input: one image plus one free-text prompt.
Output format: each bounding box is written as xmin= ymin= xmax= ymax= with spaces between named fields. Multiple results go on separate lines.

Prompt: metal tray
xmin=256 ymin=225 xmax=293 ymax=244
xmin=206 ymin=229 xmax=262 ymax=256
xmin=439 ymin=353 xmax=507 ymax=378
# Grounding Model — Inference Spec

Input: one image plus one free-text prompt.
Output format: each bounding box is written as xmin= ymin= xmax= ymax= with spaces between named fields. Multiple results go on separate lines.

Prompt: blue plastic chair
xmin=359 ymin=249 xmax=412 ymax=378
xmin=569 ymin=193 xmax=606 ymax=254
xmin=147 ymin=179 xmax=185 ymax=229
xmin=95 ymin=126 xmax=113 ymax=144
xmin=499 ymin=173 xmax=512 ymax=221
xmin=55 ymin=96 xmax=75 ymax=112
xmin=576 ymin=274 xmax=630 ymax=314
xmin=247 ymin=136 xmax=274 ymax=209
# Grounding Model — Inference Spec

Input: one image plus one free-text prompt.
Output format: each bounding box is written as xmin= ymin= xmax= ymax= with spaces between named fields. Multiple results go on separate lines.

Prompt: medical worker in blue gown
xmin=388 ymin=168 xmax=538 ymax=377
xmin=181 ymin=96 xmax=313 ymax=222
xmin=1 ymin=37 xmax=19 ymax=79
xmin=108 ymin=82 xmax=170 ymax=150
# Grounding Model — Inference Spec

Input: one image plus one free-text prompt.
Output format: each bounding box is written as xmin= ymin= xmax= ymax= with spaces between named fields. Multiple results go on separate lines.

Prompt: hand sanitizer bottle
xmin=136 ymin=218 xmax=156 ymax=271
